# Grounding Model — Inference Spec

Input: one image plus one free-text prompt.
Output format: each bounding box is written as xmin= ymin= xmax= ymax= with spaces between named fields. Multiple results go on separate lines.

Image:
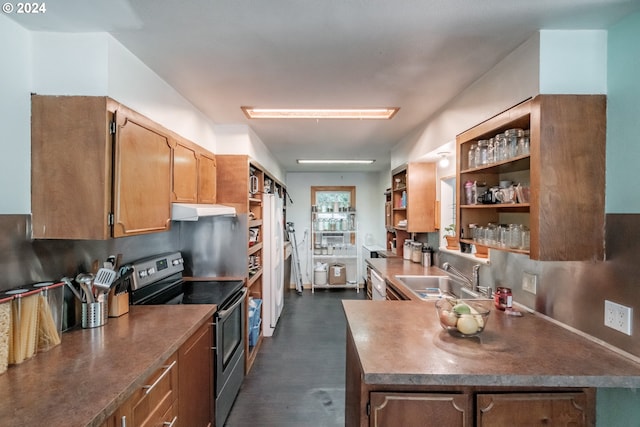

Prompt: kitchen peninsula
xmin=348 ymin=260 xmax=640 ymax=426
xmin=0 ymin=304 xmax=215 ymax=427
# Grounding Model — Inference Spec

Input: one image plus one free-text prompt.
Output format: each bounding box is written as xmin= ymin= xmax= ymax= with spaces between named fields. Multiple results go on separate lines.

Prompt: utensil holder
xmin=82 ymin=301 xmax=108 ymax=328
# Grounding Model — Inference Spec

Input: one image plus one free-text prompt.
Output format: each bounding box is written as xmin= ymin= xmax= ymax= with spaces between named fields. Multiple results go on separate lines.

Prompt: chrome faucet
xmin=442 ymin=262 xmax=492 ymax=298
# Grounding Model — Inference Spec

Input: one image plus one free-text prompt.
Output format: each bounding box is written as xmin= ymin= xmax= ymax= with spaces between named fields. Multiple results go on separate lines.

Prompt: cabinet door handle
xmin=143 ymin=360 xmax=176 ymax=395
xmin=120 ymin=416 xmax=127 ymax=427
xmin=163 ymin=416 xmax=178 ymax=427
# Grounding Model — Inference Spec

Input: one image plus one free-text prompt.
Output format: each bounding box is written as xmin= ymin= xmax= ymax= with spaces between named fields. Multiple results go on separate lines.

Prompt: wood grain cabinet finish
xmin=172 ymin=141 xmax=199 ymax=203
xmin=113 ymin=107 xmax=172 ymax=238
xmin=101 ymin=320 xmax=216 ymax=427
xmin=104 ymin=352 xmax=178 ymax=427
xmin=477 ymin=392 xmax=590 ymax=426
xmin=370 ymin=392 xmax=470 ymax=427
xmin=197 ymin=152 xmax=217 ymax=204
xmin=390 ymin=162 xmax=437 ymax=233
xmin=31 ymin=95 xmax=172 ymax=239
xmin=456 ymin=95 xmax=606 ymax=261
xmin=178 ymin=318 xmax=214 ymax=427
xmin=171 ymin=139 xmax=217 ymax=204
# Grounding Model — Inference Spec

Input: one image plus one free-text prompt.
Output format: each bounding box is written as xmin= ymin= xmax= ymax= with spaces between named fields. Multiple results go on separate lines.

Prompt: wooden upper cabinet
xmin=31 ymin=95 xmax=172 ymax=239
xmin=172 ymin=140 xmax=199 ymax=203
xmin=456 ymin=94 xmax=606 ymax=261
xmin=197 ymin=152 xmax=217 ymax=204
xmin=112 ymin=107 xmax=172 ymax=238
xmin=172 ymin=138 xmax=217 ymax=204
xmin=391 ymin=162 xmax=437 ymax=233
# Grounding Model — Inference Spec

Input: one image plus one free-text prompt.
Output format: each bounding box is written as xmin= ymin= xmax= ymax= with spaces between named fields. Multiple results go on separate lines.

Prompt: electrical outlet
xmin=604 ymin=300 xmax=633 ymax=336
xmin=522 ymin=272 xmax=537 ymax=294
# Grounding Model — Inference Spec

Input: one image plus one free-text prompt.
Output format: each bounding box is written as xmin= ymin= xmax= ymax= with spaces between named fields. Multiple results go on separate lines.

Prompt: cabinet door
xmin=113 ymin=109 xmax=172 ymax=237
xmin=406 ymin=162 xmax=437 ymax=232
xmin=131 ymin=354 xmax=178 ymax=427
xmin=477 ymin=392 xmax=589 ymax=426
xmin=370 ymin=392 xmax=470 ymax=427
xmin=179 ymin=319 xmax=214 ymax=427
xmin=172 ymin=141 xmax=199 ymax=203
xmin=31 ymin=95 xmax=113 ymax=240
xmin=198 ymin=153 xmax=217 ymax=204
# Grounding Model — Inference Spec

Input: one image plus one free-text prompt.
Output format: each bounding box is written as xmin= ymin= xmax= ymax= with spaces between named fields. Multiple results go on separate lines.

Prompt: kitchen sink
xmin=394 ymin=274 xmax=485 ymax=300
xmin=394 ymin=275 xmax=452 ymax=300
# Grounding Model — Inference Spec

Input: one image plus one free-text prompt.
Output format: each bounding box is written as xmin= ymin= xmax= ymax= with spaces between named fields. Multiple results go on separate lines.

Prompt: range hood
xmin=171 ymin=203 xmax=236 ymax=221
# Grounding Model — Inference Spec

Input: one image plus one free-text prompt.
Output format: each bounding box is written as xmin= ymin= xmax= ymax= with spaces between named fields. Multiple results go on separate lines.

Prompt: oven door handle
xmin=217 ymin=287 xmax=247 ymax=320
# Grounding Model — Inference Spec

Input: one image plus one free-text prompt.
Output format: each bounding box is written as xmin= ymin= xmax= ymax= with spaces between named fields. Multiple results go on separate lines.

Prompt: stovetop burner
xmin=182 ymin=280 xmax=244 ymax=307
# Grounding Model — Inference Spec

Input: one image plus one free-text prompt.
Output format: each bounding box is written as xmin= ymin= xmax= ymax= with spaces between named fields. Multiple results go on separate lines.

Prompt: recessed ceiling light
xmin=297 ymin=159 xmax=375 ymax=164
xmin=241 ymin=107 xmax=399 ymax=120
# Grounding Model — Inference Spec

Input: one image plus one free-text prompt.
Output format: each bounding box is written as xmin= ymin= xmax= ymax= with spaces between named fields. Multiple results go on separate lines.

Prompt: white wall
xmin=215 ymin=124 xmax=285 ymax=182
xmin=392 ymin=34 xmax=540 ymax=169
xmin=0 ymin=16 xmax=31 ymax=214
xmin=0 ymin=21 xmax=227 ymax=214
xmin=31 ymin=32 xmax=218 ymax=151
xmin=285 ymin=172 xmax=385 ymax=285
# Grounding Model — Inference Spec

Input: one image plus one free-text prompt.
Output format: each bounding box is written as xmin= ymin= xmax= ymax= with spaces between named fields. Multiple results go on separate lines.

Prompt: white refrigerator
xmin=262 ymin=194 xmax=284 ymax=337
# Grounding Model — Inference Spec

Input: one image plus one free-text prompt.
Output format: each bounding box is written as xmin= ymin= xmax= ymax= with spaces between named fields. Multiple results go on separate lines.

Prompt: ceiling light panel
xmin=241 ymin=107 xmax=399 ymax=120
xmin=297 ymin=159 xmax=375 ymax=164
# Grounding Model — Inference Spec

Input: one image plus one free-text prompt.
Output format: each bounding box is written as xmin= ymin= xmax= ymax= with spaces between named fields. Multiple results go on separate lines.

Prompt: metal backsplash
xmin=438 ymin=214 xmax=640 ymax=359
xmin=0 ymin=214 xmax=246 ymax=291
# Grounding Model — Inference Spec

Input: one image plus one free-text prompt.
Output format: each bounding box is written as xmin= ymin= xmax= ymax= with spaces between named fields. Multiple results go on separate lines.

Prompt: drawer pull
xmin=163 ymin=416 xmax=178 ymax=427
xmin=143 ymin=360 xmax=177 ymax=395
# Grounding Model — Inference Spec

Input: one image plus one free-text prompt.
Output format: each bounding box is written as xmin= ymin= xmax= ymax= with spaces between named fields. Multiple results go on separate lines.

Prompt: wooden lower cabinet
xmin=178 ymin=319 xmax=214 ymax=427
xmin=363 ymin=390 xmax=593 ymax=427
xmin=346 ymin=333 xmax=595 ymax=427
xmin=370 ymin=392 xmax=470 ymax=426
xmin=101 ymin=319 xmax=214 ymax=427
xmin=477 ymin=392 xmax=590 ymax=426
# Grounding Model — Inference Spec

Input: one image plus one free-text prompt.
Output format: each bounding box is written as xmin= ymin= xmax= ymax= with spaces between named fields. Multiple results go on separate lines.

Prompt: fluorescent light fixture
xmin=297 ymin=159 xmax=375 ymax=164
xmin=241 ymin=107 xmax=399 ymax=120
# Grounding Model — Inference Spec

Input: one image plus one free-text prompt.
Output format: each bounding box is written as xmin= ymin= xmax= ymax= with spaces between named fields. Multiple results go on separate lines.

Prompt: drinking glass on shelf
xmin=508 ymin=224 xmax=522 ymax=249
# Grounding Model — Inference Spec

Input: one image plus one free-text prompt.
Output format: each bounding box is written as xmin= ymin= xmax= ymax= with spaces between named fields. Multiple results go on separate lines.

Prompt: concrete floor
xmin=225 ymin=288 xmax=367 ymax=426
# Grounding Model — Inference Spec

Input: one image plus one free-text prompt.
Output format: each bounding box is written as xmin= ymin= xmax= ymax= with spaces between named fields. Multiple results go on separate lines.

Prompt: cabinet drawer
xmin=131 ymin=353 xmax=179 ymax=427
xmin=477 ymin=392 xmax=589 ymax=426
xmin=370 ymin=392 xmax=470 ymax=427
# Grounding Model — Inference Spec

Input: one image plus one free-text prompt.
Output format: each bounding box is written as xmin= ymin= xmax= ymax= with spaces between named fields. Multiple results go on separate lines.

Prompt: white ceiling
xmin=9 ymin=0 xmax=640 ymax=172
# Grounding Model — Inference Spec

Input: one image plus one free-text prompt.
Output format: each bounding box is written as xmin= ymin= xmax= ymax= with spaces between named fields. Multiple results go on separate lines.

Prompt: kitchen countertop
xmin=0 ymin=304 xmax=216 ymax=427
xmin=343 ymin=299 xmax=640 ymax=389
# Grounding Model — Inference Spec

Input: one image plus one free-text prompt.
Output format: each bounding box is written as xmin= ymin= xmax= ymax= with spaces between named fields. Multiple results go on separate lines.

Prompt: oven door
xmin=215 ymin=287 xmax=247 ymax=427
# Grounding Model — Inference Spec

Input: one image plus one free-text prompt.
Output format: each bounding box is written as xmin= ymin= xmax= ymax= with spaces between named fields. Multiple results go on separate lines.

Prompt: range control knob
xmin=139 ymin=270 xmax=148 ymax=278
xmin=172 ymin=259 xmax=180 ymax=266
xmin=147 ymin=267 xmax=156 ymax=276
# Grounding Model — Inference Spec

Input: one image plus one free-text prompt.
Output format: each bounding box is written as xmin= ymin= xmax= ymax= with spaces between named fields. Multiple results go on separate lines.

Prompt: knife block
xmin=108 ymin=291 xmax=129 ymax=317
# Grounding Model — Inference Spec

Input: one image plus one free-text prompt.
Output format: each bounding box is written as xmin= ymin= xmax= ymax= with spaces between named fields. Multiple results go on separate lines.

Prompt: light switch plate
xmin=522 ymin=272 xmax=537 ymax=294
xmin=604 ymin=300 xmax=633 ymax=336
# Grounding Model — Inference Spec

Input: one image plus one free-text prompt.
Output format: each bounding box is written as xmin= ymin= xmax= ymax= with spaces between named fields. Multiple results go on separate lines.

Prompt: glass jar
xmin=508 ymin=224 xmax=522 ymax=249
xmin=411 ymin=242 xmax=423 ymax=263
xmin=486 ymin=138 xmax=495 ymax=164
xmin=504 ymin=128 xmax=524 ymax=159
xmin=468 ymin=144 xmax=477 ymax=169
xmin=403 ymin=240 xmax=413 ymax=260
xmin=477 ymin=140 xmax=488 ymax=165
xmin=494 ymin=287 xmax=513 ymax=311
xmin=495 ymin=133 xmax=507 ymax=161
xmin=520 ymin=226 xmax=530 ymax=250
